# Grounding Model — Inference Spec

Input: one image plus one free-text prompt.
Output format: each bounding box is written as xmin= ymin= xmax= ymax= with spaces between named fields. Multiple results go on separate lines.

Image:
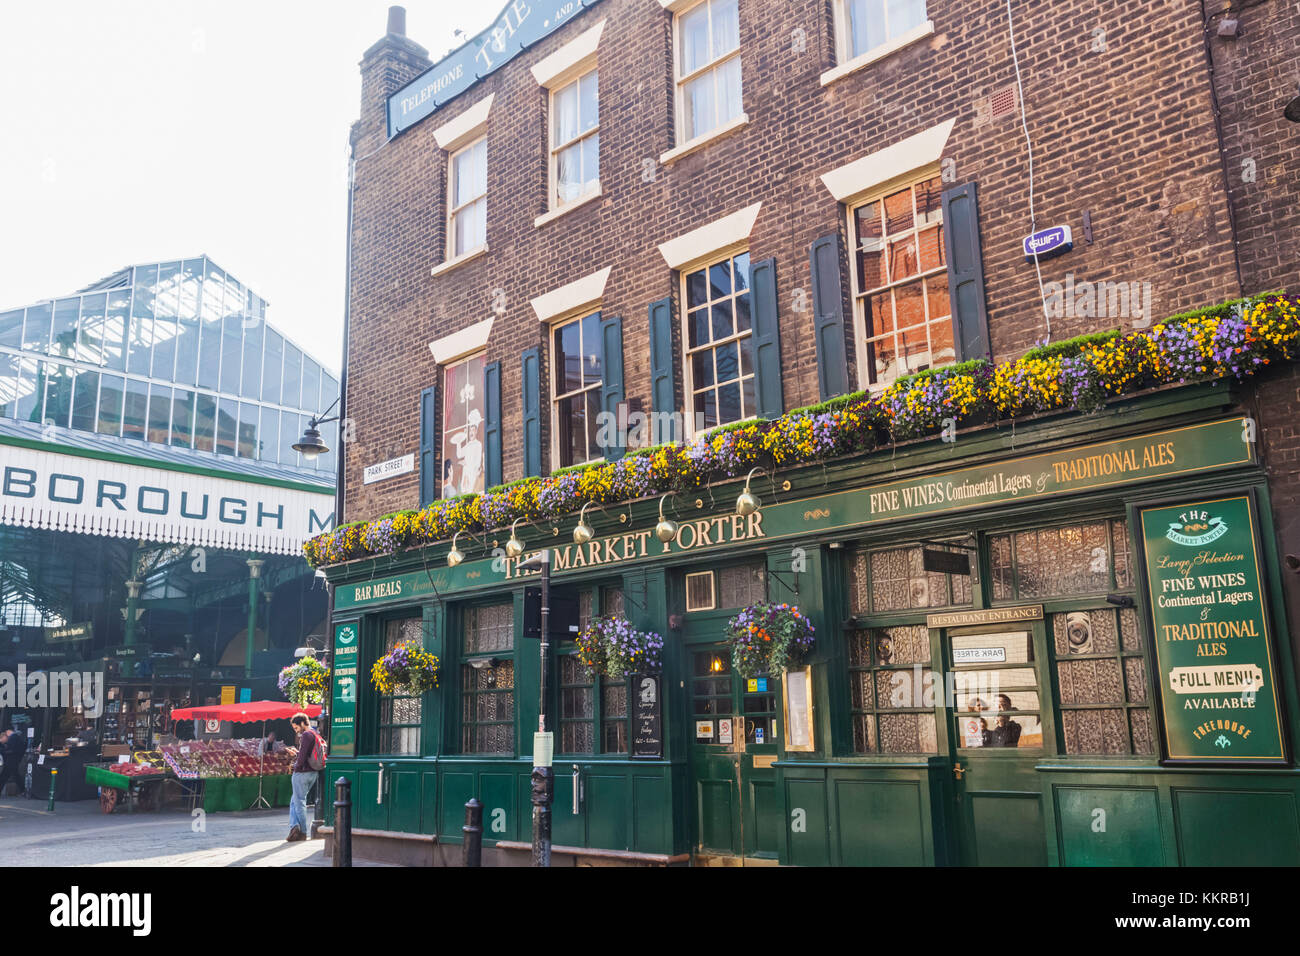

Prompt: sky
xmin=0 ymin=0 xmax=500 ymax=375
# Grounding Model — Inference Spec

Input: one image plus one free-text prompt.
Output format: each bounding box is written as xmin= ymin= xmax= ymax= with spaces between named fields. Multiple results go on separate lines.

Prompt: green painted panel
xmin=746 ymin=779 xmax=780 ymax=857
xmin=1055 ymin=787 xmax=1163 ymax=866
xmin=389 ymin=770 xmax=421 ymax=832
xmin=633 ymin=774 xmax=670 ymax=853
xmin=834 ymin=778 xmax=924 ymax=866
xmin=330 ymin=623 xmax=358 ymax=757
xmin=1174 ymin=789 xmax=1300 ymax=866
xmin=587 ymin=773 xmax=629 ymax=850
xmin=970 ymin=793 xmax=1047 ymax=866
xmin=356 ymin=771 xmax=386 ymax=830
xmin=698 ymin=778 xmax=737 ymax=854
xmin=479 ymin=772 xmax=516 ymax=843
xmin=552 ymin=770 xmax=585 ymax=847
xmin=439 ymin=771 xmax=476 ymax=841
xmin=785 ymin=778 xmax=831 ymax=866
xmin=421 ymin=771 xmax=438 ymax=836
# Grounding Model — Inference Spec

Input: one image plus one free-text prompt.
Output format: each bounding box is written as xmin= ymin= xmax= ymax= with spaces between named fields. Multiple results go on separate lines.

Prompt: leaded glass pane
xmin=601 ymin=586 xmax=624 ymax=618
xmin=465 ymin=602 xmax=513 ymax=653
xmin=718 ymin=562 xmax=766 ymax=608
xmin=378 ymin=617 xmax=423 ymax=756
xmin=867 ymin=545 xmax=971 ymax=612
xmin=878 ymin=712 xmax=938 ymax=754
xmin=602 ymin=678 xmax=628 ymax=754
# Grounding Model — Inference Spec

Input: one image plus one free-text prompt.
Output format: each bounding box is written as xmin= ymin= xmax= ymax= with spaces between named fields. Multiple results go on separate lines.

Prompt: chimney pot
xmin=387 ymin=6 xmax=406 ymax=36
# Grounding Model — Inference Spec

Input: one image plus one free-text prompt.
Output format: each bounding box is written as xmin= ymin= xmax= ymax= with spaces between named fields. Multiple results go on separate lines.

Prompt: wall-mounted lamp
xmin=505 ymin=518 xmax=525 ymax=558
xmin=446 ymin=530 xmax=467 ymax=568
xmin=736 ymin=467 xmax=764 ymax=517
xmin=655 ymin=494 xmax=679 ymax=543
xmin=573 ymin=502 xmax=595 ymax=545
xmin=291 ymin=395 xmax=342 ymax=461
xmin=1105 ymin=593 xmax=1136 ymax=608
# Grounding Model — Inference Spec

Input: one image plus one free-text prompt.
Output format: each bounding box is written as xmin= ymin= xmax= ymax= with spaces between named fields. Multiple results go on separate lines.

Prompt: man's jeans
xmin=290 ymin=771 xmax=316 ymax=833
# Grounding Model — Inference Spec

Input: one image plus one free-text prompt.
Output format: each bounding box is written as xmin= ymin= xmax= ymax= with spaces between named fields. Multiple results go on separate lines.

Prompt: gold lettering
xmin=747 ymin=510 xmax=766 ymax=539
xmin=695 ymin=519 xmax=713 ymax=547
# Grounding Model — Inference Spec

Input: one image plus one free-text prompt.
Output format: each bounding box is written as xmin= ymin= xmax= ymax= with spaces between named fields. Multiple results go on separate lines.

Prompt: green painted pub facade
xmin=321 ymin=383 xmax=1300 ymax=866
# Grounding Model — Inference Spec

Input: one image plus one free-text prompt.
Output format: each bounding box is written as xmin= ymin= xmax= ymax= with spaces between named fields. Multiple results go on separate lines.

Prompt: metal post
xmin=531 ymin=550 xmax=552 ymax=867
xmin=244 ymin=559 xmax=263 ymax=676
xmin=462 ymin=797 xmax=483 ymax=867
xmin=332 ymin=776 xmax=352 ymax=867
xmin=47 ymin=768 xmax=57 ymax=812
xmin=124 ymin=580 xmax=141 ymax=646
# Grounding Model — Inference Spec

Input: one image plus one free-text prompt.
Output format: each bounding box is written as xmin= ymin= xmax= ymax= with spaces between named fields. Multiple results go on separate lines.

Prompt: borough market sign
xmin=334 ymin=418 xmax=1254 ymax=610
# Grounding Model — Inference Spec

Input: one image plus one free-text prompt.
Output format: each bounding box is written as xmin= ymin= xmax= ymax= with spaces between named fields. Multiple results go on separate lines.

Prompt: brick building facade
xmin=319 ymin=1 xmax=1300 ymax=866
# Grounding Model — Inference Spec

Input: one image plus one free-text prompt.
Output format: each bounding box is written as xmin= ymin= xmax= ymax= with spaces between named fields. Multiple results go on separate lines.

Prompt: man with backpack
xmin=287 ymin=712 xmax=325 ymax=842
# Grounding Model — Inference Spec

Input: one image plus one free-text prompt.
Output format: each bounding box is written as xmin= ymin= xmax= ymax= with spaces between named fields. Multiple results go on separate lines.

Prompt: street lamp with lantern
xmin=292 ymin=395 xmax=342 ymax=462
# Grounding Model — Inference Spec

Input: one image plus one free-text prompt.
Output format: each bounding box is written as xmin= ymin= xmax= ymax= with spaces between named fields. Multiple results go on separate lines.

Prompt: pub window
xmin=441 ymin=352 xmax=487 ymax=498
xmin=1053 ymin=606 xmax=1154 ymax=755
xmin=847 ymin=624 xmax=938 ymax=754
xmin=718 ymin=561 xmax=766 ymax=608
xmin=835 ymin=0 xmax=928 ymax=65
xmin=685 ymin=571 xmax=716 ymax=612
xmin=683 ymin=251 xmax=754 ymax=433
xmin=461 ymin=602 xmax=515 ymax=755
xmin=989 ymin=518 xmax=1132 ymax=600
xmin=559 ymin=587 xmax=628 ymax=755
xmin=950 ymin=630 xmax=1043 ymax=751
xmin=673 ymin=0 xmax=742 ymax=144
xmin=448 ymin=136 xmax=487 ymax=259
xmin=379 ymin=618 xmax=424 ymax=755
xmin=849 ymin=541 xmax=974 ymax=615
xmin=691 ymin=648 xmax=732 ymax=744
xmin=549 ymin=67 xmax=600 ymax=209
xmin=552 ymin=311 xmax=603 ymax=468
xmin=849 ymin=174 xmax=953 ymax=389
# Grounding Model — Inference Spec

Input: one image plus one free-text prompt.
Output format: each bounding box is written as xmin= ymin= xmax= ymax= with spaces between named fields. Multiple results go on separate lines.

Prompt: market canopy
xmin=170 ymin=701 xmax=322 ymax=723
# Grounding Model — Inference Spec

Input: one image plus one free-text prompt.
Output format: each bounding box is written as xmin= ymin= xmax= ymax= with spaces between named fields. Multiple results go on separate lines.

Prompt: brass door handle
xmin=953 ymin=762 xmax=965 ymax=780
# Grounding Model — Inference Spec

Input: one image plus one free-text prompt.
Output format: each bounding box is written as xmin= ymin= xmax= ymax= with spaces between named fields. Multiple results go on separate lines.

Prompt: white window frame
xmin=447 ymin=136 xmax=487 ymax=262
xmin=823 ymin=0 xmax=935 ymax=87
xmin=671 ymin=0 xmax=743 ymax=148
xmin=680 ymin=249 xmax=757 ymax=438
xmin=549 ymin=309 xmax=604 ymax=470
xmin=846 ymin=169 xmax=954 ymax=392
xmin=548 ymin=67 xmax=601 ymax=213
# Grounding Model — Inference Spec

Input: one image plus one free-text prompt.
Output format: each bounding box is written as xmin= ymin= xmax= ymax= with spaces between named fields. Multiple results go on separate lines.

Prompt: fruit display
xmin=159 ymin=739 xmax=298 ymax=779
xmin=111 ymin=763 xmax=163 ymax=778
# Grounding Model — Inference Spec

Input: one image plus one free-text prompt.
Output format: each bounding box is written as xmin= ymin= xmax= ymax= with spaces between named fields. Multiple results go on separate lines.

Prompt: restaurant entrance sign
xmin=1138 ymin=493 xmax=1286 ymax=764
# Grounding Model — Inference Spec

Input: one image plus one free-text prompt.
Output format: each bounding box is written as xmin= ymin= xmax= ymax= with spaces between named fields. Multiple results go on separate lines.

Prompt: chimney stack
xmin=387 ymin=6 xmax=407 ymax=37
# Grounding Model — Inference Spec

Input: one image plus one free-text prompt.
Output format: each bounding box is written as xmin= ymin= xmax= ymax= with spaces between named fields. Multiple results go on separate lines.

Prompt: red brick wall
xmin=341 ymin=0 xmax=1292 ymax=525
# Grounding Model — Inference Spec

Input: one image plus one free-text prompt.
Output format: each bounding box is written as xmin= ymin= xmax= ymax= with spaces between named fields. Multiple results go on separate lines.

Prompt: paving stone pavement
xmin=0 ymin=796 xmax=368 ymax=866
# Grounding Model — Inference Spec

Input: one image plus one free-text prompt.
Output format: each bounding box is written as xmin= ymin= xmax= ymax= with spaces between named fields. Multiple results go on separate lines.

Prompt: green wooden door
xmin=688 ymin=644 xmax=781 ymax=861
xmin=941 ymin=622 xmax=1051 ymax=866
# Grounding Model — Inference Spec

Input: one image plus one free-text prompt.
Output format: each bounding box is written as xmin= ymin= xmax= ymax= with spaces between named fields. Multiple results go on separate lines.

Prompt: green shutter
xmin=484 ymin=360 xmax=502 ymax=488
xmin=647 ymin=296 xmax=678 ymax=444
xmin=749 ymin=257 xmax=784 ymax=419
xmin=418 ymin=385 xmax=436 ymax=507
xmin=941 ymin=182 xmax=992 ymax=362
xmin=600 ymin=314 xmax=625 ymax=461
xmin=810 ymin=233 xmax=850 ymax=401
xmin=521 ymin=347 xmax=542 ymax=477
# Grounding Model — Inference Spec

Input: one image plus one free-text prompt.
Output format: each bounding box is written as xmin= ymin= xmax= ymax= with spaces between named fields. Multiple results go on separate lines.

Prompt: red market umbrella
xmin=169 ymin=701 xmax=323 ymax=811
xmin=170 ymin=701 xmax=322 ymax=723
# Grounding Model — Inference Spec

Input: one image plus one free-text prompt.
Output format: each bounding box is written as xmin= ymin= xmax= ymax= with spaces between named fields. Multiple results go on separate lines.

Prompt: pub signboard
xmin=631 ymin=673 xmax=662 ymax=758
xmin=330 ymin=622 xmax=359 ymax=757
xmin=1137 ymin=493 xmax=1287 ymax=764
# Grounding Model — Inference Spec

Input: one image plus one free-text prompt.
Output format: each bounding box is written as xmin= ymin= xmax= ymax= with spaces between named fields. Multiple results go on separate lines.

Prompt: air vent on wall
xmin=989 ymin=84 xmax=1018 ymax=121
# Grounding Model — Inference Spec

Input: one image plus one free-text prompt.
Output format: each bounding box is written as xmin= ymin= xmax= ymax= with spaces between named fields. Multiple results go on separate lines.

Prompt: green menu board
xmin=330 ymin=622 xmax=359 ymax=757
xmin=1139 ymin=494 xmax=1286 ymax=764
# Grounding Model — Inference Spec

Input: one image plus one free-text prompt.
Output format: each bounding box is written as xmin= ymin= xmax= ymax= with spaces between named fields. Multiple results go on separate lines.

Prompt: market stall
xmin=168 ymin=702 xmax=321 ymax=812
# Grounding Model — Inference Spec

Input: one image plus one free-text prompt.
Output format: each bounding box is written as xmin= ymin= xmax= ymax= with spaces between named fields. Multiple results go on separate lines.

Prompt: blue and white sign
xmin=387 ymin=0 xmax=605 ymax=139
xmin=1023 ymin=225 xmax=1073 ymax=263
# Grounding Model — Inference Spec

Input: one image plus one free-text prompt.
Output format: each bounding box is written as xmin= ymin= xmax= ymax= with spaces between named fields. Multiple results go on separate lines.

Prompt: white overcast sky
xmin=0 ymin=1 xmax=499 ymax=375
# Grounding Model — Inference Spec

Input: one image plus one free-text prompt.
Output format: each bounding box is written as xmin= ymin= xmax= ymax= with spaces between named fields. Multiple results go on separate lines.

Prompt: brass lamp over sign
xmin=446 ymin=531 xmax=466 ymax=568
xmin=655 ymin=494 xmax=679 ymax=543
xmin=573 ymin=502 xmax=595 ymax=545
xmin=736 ymin=467 xmax=764 ymax=517
xmin=505 ymin=518 xmax=526 ymax=558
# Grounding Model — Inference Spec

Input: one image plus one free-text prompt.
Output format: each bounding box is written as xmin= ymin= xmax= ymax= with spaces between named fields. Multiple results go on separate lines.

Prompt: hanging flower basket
xmin=575 ymin=616 xmax=663 ymax=680
xmin=370 ymin=640 xmax=440 ymax=696
xmin=278 ymin=656 xmax=329 ymax=707
xmin=726 ymin=603 xmax=816 ymax=679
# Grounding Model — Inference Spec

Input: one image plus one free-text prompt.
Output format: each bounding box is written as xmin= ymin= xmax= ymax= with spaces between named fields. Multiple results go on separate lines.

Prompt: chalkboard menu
xmin=632 ymin=673 xmax=662 ymax=759
xmin=1138 ymin=493 xmax=1286 ymax=764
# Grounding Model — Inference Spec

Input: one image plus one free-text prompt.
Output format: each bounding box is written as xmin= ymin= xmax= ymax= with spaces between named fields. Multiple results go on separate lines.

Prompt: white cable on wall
xmin=1006 ymin=0 xmax=1053 ymax=344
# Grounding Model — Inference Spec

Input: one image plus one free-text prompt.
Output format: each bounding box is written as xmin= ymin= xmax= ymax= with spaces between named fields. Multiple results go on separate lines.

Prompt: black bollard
xmin=333 ymin=776 xmax=352 ymax=868
xmin=530 ymin=766 xmax=553 ymax=867
xmin=462 ymin=797 xmax=483 ymax=867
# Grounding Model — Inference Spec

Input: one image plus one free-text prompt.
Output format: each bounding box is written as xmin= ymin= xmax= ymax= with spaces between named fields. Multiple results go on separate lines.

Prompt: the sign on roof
xmin=387 ymin=0 xmax=604 ymax=139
